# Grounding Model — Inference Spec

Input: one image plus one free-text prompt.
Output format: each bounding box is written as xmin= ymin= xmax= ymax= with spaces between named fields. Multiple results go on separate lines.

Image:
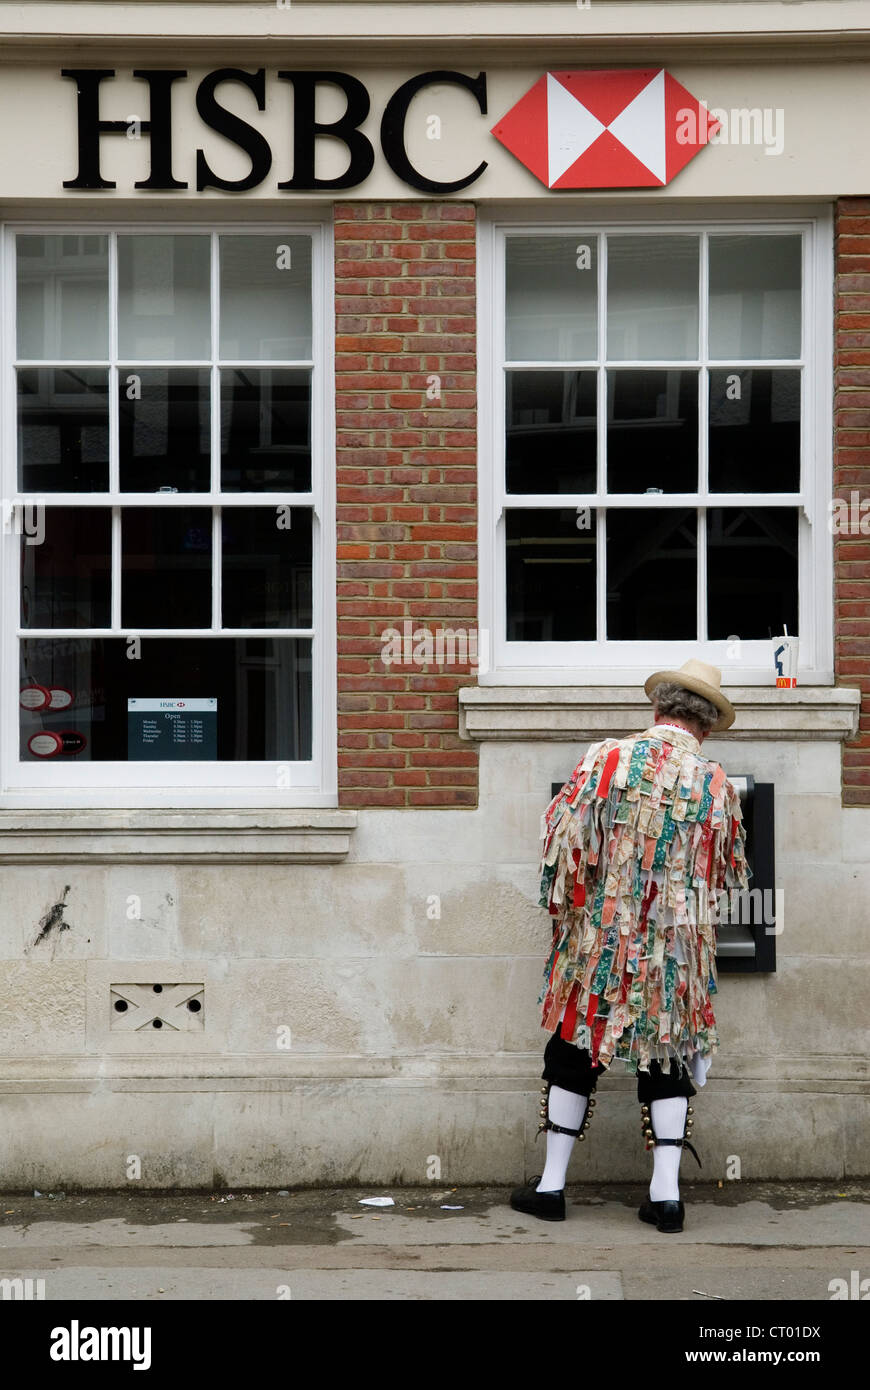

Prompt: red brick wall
xmin=334 ymin=202 xmax=479 ymax=807
xmin=835 ymin=197 xmax=870 ymax=806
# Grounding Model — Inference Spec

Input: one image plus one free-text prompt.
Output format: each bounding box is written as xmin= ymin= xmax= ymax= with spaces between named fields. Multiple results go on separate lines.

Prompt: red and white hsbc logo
xmin=492 ymin=68 xmax=719 ymax=189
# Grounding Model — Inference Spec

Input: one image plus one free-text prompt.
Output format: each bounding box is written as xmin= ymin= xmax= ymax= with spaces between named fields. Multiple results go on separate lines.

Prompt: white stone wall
xmin=1 ymin=735 xmax=867 ymax=1187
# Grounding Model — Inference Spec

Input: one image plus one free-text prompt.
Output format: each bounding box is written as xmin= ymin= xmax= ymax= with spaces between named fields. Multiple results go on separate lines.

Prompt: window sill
xmin=0 ymin=809 xmax=358 ymax=864
xmin=458 ymin=685 xmax=861 ymax=742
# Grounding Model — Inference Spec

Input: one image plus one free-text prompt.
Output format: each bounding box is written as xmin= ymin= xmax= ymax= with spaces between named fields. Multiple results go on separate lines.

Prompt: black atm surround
xmin=547 ymin=773 xmax=777 ymax=973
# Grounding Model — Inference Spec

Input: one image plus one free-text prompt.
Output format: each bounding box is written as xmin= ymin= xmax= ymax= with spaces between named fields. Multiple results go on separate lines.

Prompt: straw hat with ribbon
xmin=643 ymin=658 xmax=735 ymax=733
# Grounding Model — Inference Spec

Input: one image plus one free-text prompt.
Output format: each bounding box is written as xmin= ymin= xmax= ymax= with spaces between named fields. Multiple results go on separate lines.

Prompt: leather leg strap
xmin=544 ymin=1120 xmax=584 ymax=1137
xmin=653 ymin=1135 xmax=702 ymax=1168
xmin=536 ymin=1082 xmax=597 ymax=1142
xmin=640 ymin=1102 xmax=702 ymax=1168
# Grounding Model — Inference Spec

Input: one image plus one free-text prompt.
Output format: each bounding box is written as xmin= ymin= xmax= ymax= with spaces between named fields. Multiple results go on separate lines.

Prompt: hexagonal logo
xmin=492 ymin=69 xmax=720 ymax=189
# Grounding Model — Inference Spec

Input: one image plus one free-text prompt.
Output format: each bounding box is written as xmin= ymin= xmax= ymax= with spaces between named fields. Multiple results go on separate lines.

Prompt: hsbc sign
xmin=492 ymin=69 xmax=718 ymax=188
xmin=61 ymin=66 xmax=716 ymax=195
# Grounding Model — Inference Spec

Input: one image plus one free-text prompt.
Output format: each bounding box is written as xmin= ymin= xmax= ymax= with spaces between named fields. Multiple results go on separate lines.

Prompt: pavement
xmin=0 ymin=1180 xmax=867 ymax=1301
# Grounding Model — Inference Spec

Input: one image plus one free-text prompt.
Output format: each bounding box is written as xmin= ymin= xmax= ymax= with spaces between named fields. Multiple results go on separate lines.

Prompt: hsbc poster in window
xmin=127 ymin=698 xmax=217 ymax=761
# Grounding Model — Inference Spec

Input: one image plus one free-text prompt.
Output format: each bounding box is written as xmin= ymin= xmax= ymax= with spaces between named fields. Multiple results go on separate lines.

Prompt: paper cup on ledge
xmin=772 ymin=633 xmax=799 ymax=688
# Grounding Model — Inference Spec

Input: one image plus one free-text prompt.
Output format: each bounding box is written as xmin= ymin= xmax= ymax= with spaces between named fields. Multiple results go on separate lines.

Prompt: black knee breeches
xmin=542 ymin=1022 xmax=697 ymax=1101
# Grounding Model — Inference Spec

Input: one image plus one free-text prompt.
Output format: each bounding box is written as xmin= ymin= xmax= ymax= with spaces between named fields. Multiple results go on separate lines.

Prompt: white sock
xmin=536 ymin=1086 xmax=587 ymax=1192
xmin=648 ymin=1097 xmax=688 ymax=1202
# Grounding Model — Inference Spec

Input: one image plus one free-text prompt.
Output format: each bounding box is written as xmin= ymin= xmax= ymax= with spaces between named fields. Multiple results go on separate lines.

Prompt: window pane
xmin=607 ymin=236 xmax=699 ymax=360
xmin=505 ymin=235 xmax=597 ymax=361
xmin=506 ymin=371 xmax=596 ymax=493
xmin=16 ymin=234 xmax=108 ymax=360
xmin=119 ymin=369 xmax=211 ymax=492
xmin=19 ymin=637 xmax=312 ymax=761
xmin=506 ymin=508 xmax=596 ymax=641
xmin=709 ymin=369 xmax=800 ymax=492
xmin=118 ymin=235 xmax=210 ymax=359
xmin=606 ymin=509 xmax=696 ymax=639
xmin=709 ymin=235 xmax=801 ymax=360
xmin=20 ymin=508 xmax=111 ymax=628
xmin=222 ymin=508 xmax=313 ymax=628
xmin=18 ymin=368 xmax=109 ymax=492
xmin=220 ymin=369 xmax=312 ymax=491
xmin=220 ymin=236 xmax=312 ymax=360
xmin=122 ymin=508 xmax=212 ymax=628
xmin=607 ymin=369 xmax=698 ymax=492
xmin=707 ymin=508 xmax=798 ymax=639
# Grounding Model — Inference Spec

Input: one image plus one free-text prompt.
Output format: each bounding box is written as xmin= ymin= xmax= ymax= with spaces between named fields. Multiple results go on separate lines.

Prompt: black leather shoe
xmin=510 ymin=1176 xmax=566 ymax=1222
xmin=638 ymin=1198 xmax=685 ymax=1233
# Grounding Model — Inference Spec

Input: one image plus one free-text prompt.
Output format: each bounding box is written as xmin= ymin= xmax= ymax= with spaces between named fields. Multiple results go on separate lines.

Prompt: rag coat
xmin=538 ymin=724 xmax=749 ymax=1075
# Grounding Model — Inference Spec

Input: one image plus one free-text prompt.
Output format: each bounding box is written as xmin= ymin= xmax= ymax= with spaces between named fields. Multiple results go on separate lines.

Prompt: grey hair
xmin=650 ymin=681 xmax=719 ymax=734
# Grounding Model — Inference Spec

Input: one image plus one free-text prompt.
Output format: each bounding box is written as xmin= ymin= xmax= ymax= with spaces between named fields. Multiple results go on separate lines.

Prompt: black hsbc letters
xmin=276 ymin=72 xmax=375 ymax=191
xmin=61 ymin=68 xmax=488 ymax=193
xmin=61 ymin=69 xmax=188 ymax=189
xmin=195 ymin=69 xmax=272 ymax=192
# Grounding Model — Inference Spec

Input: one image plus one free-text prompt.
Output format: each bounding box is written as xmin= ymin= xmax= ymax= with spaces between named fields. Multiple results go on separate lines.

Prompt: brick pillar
xmin=334 ymin=202 xmax=479 ymax=807
xmin=835 ymin=196 xmax=870 ymax=805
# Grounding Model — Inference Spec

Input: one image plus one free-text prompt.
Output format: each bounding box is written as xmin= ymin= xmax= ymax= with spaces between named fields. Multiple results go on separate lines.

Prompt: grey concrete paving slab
xmin=620 ymin=1267 xmax=852 ymax=1301
xmin=0 ymin=1267 xmax=625 ymax=1300
xmin=0 ymin=1219 xmax=256 ymax=1250
xmin=332 ymin=1198 xmax=870 ymax=1246
xmin=0 ymin=1183 xmax=864 ymax=1302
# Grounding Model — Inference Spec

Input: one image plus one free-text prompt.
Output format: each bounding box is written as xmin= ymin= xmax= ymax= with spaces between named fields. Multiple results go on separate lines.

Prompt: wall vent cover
xmin=110 ymin=983 xmax=205 ymax=1031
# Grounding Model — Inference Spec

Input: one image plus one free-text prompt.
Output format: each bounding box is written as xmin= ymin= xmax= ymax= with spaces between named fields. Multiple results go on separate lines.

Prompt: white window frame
xmin=477 ymin=202 xmax=834 ymax=686
xmin=0 ymin=217 xmax=337 ymax=808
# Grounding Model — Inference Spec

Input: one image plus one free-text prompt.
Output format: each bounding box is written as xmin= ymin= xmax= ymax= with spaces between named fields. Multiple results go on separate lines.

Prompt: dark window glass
xmin=506 ymin=508 xmax=596 ymax=641
xmin=17 ymin=368 xmax=109 ymax=491
xmin=20 ymin=508 xmax=111 ymax=628
xmin=122 ymin=509 xmax=212 ymax=629
xmin=607 ymin=369 xmax=698 ymax=493
xmin=222 ymin=508 xmax=313 ymax=628
xmin=506 ymin=371 xmax=596 ymax=494
xmin=19 ymin=637 xmax=312 ymax=761
xmin=707 ymin=508 xmax=798 ymax=639
xmin=119 ymin=369 xmax=210 ymax=492
xmin=606 ymin=509 xmax=696 ymax=639
xmin=708 ymin=369 xmax=800 ymax=492
xmin=221 ymin=369 xmax=311 ymax=492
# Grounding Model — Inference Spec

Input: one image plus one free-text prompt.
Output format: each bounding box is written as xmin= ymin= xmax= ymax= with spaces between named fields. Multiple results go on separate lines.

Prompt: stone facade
xmin=1 ymin=719 xmax=867 ymax=1187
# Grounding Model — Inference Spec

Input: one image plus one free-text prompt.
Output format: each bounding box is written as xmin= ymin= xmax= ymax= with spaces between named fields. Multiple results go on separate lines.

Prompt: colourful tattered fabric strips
xmin=538 ymin=726 xmax=749 ymax=1076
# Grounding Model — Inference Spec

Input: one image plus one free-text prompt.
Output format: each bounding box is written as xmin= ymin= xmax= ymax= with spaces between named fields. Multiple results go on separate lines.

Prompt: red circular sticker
xmin=28 ymin=731 xmax=63 ymax=758
xmin=48 ymin=687 xmax=74 ymax=711
xmin=20 ymin=684 xmax=50 ymax=711
xmin=58 ymin=730 xmax=88 ymax=755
